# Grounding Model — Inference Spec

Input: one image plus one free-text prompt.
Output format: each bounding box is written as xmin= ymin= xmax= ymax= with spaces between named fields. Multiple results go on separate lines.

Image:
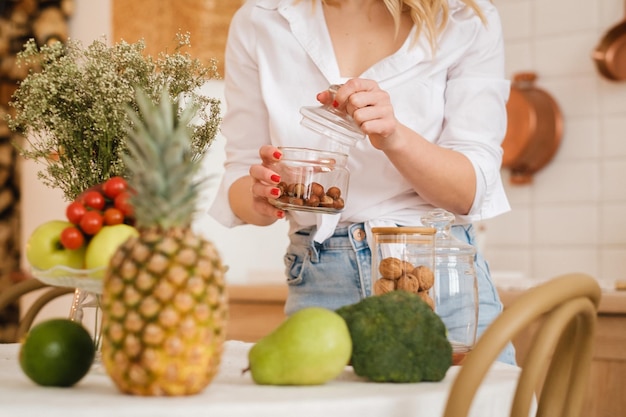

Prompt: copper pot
xmin=593 ymin=2 xmax=626 ymax=81
xmin=502 ymin=72 xmax=563 ymax=185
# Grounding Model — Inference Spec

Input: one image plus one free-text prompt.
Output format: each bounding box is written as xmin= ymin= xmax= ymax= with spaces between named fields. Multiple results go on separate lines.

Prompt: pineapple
xmin=100 ymin=87 xmax=228 ymax=396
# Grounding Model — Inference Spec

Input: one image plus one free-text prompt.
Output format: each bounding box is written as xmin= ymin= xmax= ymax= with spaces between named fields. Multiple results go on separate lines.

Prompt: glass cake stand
xmin=30 ymin=266 xmax=105 ymax=362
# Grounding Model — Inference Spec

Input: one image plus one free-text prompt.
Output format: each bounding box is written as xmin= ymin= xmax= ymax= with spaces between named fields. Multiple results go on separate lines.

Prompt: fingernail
xmin=273 ymin=151 xmax=282 ymax=159
xmin=270 ymin=174 xmax=281 ymax=183
xmin=332 ymin=100 xmax=339 ymax=108
xmin=276 ymin=210 xmax=285 ymax=219
xmin=270 ymin=188 xmax=280 ymax=196
xmin=316 ymin=93 xmax=323 ymax=101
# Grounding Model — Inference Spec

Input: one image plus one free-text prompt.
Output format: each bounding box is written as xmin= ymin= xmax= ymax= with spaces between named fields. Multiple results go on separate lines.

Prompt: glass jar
xmin=269 ymin=147 xmax=350 ymax=213
xmin=421 ymin=209 xmax=479 ymax=365
xmin=370 ymin=227 xmax=436 ymax=304
xmin=270 ymin=85 xmax=365 ymax=213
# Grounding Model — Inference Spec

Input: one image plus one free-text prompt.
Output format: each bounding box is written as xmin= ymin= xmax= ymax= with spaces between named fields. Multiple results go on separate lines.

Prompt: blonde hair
xmin=321 ymin=0 xmax=488 ymax=53
xmin=401 ymin=0 xmax=486 ymax=51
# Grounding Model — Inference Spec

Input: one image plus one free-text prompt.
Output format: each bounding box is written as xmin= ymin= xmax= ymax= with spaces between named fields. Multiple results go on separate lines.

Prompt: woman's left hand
xmin=317 ymin=78 xmax=399 ymax=150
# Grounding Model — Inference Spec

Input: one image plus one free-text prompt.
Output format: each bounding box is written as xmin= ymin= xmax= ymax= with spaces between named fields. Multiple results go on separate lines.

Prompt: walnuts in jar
xmin=374 ymin=256 xmax=435 ymax=310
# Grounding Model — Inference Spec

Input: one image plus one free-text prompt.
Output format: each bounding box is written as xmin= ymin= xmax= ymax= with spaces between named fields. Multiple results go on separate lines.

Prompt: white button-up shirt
xmin=209 ymin=0 xmax=510 ymax=241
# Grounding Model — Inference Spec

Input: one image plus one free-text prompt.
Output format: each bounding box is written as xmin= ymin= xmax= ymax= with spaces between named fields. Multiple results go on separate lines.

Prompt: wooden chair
xmin=0 ymin=278 xmax=74 ymax=341
xmin=443 ymin=273 xmax=601 ymax=417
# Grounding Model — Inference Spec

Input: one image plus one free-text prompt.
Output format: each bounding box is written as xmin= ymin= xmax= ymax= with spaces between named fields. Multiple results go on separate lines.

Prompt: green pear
xmin=247 ymin=307 xmax=352 ymax=385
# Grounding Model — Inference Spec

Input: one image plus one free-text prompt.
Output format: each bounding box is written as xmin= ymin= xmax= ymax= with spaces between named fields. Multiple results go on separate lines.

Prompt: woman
xmin=209 ymin=0 xmax=515 ymax=364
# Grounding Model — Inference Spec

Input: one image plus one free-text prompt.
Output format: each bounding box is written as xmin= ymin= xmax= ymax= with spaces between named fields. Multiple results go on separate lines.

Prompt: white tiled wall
xmin=484 ymin=0 xmax=626 ymax=287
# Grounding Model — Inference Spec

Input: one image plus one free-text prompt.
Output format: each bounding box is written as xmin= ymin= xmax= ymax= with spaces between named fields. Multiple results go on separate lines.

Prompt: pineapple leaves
xmin=123 ymin=85 xmax=206 ymax=229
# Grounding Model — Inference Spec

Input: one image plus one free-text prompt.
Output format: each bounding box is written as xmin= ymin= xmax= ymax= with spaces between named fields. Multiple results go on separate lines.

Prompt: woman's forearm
xmin=381 ymin=124 xmax=477 ymax=215
xmin=228 ymin=176 xmax=279 ymax=226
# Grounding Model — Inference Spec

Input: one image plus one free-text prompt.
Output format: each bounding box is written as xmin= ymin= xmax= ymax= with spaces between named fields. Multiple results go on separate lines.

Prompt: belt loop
xmin=309 ymin=241 xmax=321 ymax=263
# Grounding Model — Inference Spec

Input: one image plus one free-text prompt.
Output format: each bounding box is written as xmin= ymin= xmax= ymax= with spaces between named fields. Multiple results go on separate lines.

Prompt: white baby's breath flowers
xmin=7 ymin=32 xmax=221 ymax=201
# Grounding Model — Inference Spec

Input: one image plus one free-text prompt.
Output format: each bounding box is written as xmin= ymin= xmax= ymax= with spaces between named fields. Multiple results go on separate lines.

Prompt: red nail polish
xmin=270 ymin=174 xmax=281 ymax=183
xmin=277 ymin=210 xmax=285 ymax=219
xmin=270 ymin=188 xmax=280 ymax=196
xmin=332 ymin=100 xmax=339 ymax=108
xmin=273 ymin=151 xmax=282 ymax=159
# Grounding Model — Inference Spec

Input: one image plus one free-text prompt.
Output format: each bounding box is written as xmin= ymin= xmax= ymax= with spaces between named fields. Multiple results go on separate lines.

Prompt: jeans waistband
xmin=293 ymin=223 xmax=369 ymax=252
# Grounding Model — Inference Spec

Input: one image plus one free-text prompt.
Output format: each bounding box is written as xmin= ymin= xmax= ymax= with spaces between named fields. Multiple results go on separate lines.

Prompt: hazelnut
xmin=374 ymin=278 xmax=396 ymax=295
xmin=412 ymin=265 xmax=435 ymax=291
xmin=319 ymin=195 xmax=334 ymax=208
xmin=308 ymin=182 xmax=325 ymax=198
xmin=277 ymin=195 xmax=290 ymax=204
xmin=417 ymin=290 xmax=435 ymax=310
xmin=332 ymin=197 xmax=345 ymax=210
xmin=378 ymin=257 xmax=403 ymax=280
xmin=397 ymin=273 xmax=420 ymax=293
xmin=305 ymin=195 xmax=320 ymax=207
xmin=277 ymin=181 xmax=288 ymax=195
xmin=292 ymin=183 xmax=306 ymax=198
xmin=289 ymin=197 xmax=304 ymax=206
xmin=326 ymin=186 xmax=341 ymax=199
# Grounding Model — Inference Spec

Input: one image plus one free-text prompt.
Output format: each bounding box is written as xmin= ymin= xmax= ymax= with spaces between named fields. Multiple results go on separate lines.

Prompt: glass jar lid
xmin=300 ymin=85 xmax=366 ymax=149
xmin=421 ymin=209 xmax=476 ymax=256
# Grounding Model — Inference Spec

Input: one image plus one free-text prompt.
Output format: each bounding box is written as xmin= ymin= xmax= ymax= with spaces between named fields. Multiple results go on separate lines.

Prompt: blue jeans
xmin=283 ymin=223 xmax=517 ymax=365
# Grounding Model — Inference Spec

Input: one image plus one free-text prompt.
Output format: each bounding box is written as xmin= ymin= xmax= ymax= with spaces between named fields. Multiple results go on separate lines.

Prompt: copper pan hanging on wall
xmin=593 ymin=1 xmax=626 ymax=81
xmin=501 ymin=72 xmax=563 ymax=185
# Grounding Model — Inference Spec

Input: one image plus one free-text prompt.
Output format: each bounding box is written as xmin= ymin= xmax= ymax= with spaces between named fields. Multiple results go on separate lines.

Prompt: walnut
xmin=417 ymin=290 xmax=435 ymax=310
xmin=397 ymin=273 xmax=420 ymax=293
xmin=412 ymin=265 xmax=435 ymax=291
xmin=401 ymin=260 xmax=414 ymax=274
xmin=378 ymin=257 xmax=404 ymax=280
xmin=373 ymin=278 xmax=396 ymax=295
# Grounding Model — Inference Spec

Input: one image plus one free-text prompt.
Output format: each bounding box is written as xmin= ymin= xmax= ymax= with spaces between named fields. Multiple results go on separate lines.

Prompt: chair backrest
xmin=443 ymin=273 xmax=601 ymax=417
xmin=0 ymin=278 xmax=74 ymax=341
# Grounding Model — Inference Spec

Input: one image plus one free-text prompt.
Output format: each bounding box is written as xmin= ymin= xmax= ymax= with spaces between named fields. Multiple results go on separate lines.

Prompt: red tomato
xmin=60 ymin=226 xmax=85 ymax=250
xmin=102 ymin=176 xmax=128 ymax=199
xmin=83 ymin=190 xmax=106 ymax=211
xmin=79 ymin=211 xmax=104 ymax=235
xmin=76 ymin=184 xmax=104 ymax=204
xmin=103 ymin=207 xmax=125 ymax=225
xmin=66 ymin=201 xmax=87 ymax=225
xmin=114 ymin=192 xmax=134 ymax=217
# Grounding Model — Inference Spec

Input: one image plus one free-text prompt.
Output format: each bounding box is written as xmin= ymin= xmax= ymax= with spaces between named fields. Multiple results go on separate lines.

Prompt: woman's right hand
xmin=247 ymin=145 xmax=285 ymax=220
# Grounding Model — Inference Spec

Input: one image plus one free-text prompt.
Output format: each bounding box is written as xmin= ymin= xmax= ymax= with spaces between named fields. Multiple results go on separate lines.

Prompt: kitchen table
xmin=0 ymin=341 xmax=525 ymax=417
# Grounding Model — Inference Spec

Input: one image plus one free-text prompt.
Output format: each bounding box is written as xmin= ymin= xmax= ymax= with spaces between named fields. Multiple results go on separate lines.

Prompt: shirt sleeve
xmin=438 ymin=2 xmax=511 ymax=219
xmin=208 ymin=3 xmax=269 ymax=228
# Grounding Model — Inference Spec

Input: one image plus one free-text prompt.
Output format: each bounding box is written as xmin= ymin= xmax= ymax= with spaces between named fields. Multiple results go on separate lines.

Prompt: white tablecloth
xmin=0 ymin=341 xmax=522 ymax=417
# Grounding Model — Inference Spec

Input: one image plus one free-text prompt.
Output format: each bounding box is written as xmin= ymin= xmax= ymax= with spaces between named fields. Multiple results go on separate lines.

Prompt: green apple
xmin=85 ymin=224 xmax=139 ymax=278
xmin=26 ymin=220 xmax=86 ymax=271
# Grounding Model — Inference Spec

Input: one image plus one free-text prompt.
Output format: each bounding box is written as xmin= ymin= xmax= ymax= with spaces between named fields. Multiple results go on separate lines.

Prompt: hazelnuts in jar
xmin=374 ymin=256 xmax=435 ymax=310
xmin=276 ymin=181 xmax=345 ymax=210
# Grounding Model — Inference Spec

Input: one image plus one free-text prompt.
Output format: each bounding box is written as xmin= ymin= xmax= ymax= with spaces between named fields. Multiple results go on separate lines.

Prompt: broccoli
xmin=336 ymin=290 xmax=452 ymax=383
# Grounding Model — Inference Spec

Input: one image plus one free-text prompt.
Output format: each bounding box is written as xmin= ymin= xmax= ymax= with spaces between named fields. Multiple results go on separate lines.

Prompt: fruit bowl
xmin=31 ymin=266 xmax=105 ymax=294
